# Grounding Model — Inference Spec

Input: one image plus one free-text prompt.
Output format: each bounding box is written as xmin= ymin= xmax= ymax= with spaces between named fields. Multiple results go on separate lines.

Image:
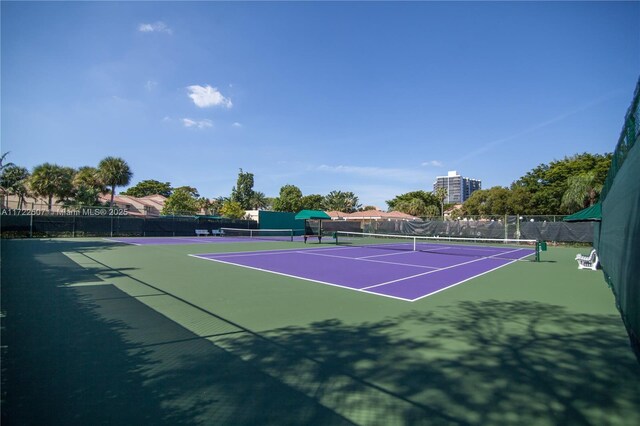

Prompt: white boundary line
xmin=188 ymin=254 xmax=414 ymax=302
xmin=189 ymin=246 xmax=535 ymax=303
xmin=359 ymin=248 xmax=528 ymax=290
xmin=102 ymin=238 xmax=142 ymax=246
xmin=357 ymin=251 xmax=426 ymax=259
xmin=408 ymin=254 xmax=531 ymax=302
xmin=294 ymin=250 xmax=439 ymax=270
xmin=202 ymin=245 xmax=355 ymax=258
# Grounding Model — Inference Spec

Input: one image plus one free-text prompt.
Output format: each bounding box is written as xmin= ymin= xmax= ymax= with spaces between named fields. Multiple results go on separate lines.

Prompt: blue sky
xmin=2 ymin=1 xmax=639 ymax=209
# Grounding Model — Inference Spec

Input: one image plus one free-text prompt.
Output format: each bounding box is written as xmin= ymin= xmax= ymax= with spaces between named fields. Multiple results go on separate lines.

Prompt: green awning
xmin=294 ymin=210 xmax=331 ymax=220
xmin=563 ymin=202 xmax=602 ymax=222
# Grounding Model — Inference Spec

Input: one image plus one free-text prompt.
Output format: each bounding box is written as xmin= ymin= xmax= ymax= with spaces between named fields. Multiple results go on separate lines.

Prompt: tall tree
xmin=98 ymin=157 xmax=133 ymax=206
xmin=161 ymin=187 xmax=199 ymax=215
xmin=29 ymin=163 xmax=75 ymax=210
xmin=511 ymin=153 xmax=611 ymax=215
xmin=208 ymin=196 xmax=228 ymax=216
xmin=173 ymin=186 xmax=199 ymax=198
xmin=249 ymin=191 xmax=270 ymax=210
xmin=220 ymin=200 xmax=246 ymax=219
xmin=1 ymin=165 xmax=30 ymax=208
xmin=387 ymin=190 xmax=439 ymax=212
xmin=462 ymin=189 xmax=488 ymax=216
xmin=434 ymin=187 xmax=448 ymax=219
xmin=197 ymin=197 xmax=213 ymax=215
xmin=324 ymin=190 xmax=361 ymax=213
xmin=300 ymin=194 xmax=324 ymax=211
xmin=66 ymin=166 xmax=107 ymax=207
xmin=506 ymin=186 xmax=533 ymax=215
xmin=272 ymin=184 xmax=303 ymax=212
xmin=561 ymin=172 xmax=602 ymax=213
xmin=230 ymin=169 xmax=255 ymax=209
xmin=395 ymin=198 xmax=428 ymax=216
xmin=122 ymin=180 xmax=172 ymax=198
xmin=0 ymin=152 xmax=15 ymax=172
xmin=425 ymin=204 xmax=441 ymax=217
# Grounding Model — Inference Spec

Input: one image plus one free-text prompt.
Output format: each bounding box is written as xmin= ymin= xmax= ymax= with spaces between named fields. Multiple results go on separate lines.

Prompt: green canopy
xmin=563 ymin=202 xmax=602 ymax=222
xmin=294 ymin=210 xmax=331 ymax=220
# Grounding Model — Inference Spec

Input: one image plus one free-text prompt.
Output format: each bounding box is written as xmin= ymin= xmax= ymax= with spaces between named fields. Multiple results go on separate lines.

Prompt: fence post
xmin=504 ymin=214 xmax=508 ymax=240
xmin=29 ymin=202 xmax=34 ymax=238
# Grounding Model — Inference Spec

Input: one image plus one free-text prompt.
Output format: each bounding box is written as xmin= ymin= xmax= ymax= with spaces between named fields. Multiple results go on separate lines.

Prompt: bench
xmin=576 ymin=249 xmax=599 ymax=271
xmin=195 ymin=229 xmax=210 ymax=236
xmin=210 ymin=229 xmax=223 ymax=237
xmin=303 ymin=234 xmax=322 ymax=244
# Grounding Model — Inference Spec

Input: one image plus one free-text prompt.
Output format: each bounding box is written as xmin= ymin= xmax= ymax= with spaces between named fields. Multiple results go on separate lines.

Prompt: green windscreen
xmin=596 ymin=78 xmax=640 ymax=360
xmin=258 ymin=211 xmax=305 ymax=232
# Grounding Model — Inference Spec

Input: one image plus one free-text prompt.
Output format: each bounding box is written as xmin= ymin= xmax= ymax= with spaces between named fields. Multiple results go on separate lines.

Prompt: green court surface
xmin=2 ymin=238 xmax=639 ymax=425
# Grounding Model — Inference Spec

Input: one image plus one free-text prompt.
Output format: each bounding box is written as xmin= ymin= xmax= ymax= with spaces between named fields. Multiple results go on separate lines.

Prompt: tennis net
xmin=334 ymin=231 xmax=540 ymax=261
xmin=220 ymin=228 xmax=295 ymax=242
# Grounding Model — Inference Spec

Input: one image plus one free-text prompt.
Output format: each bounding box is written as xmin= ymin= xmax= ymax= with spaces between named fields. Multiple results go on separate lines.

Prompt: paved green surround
xmin=2 ymin=238 xmax=639 ymax=425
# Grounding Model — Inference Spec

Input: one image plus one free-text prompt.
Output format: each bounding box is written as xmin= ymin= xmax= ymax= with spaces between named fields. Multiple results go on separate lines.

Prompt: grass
xmin=2 ymin=238 xmax=639 ymax=425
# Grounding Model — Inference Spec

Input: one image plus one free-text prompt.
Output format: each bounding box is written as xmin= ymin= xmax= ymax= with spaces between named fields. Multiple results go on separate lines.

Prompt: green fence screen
xmin=596 ymin=78 xmax=639 ymax=360
xmin=258 ymin=211 xmax=305 ymax=232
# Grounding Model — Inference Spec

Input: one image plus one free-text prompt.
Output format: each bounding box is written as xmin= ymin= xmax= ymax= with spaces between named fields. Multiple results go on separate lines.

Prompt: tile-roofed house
xmin=325 ymin=210 xmax=348 ymax=220
xmin=98 ymin=194 xmax=167 ymax=216
xmin=343 ymin=210 xmax=420 ymax=221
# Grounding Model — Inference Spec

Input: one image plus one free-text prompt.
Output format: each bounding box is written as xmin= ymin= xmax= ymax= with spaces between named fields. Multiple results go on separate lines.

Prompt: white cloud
xmin=421 ymin=160 xmax=443 ymax=167
xmin=231 ymin=122 xmax=242 ymax=128
xmin=316 ymin=164 xmax=428 ymax=183
xmin=182 ymin=118 xmax=213 ymax=129
xmin=145 ymin=80 xmax=158 ymax=91
xmin=187 ymin=85 xmax=232 ymax=108
xmin=138 ymin=22 xmax=173 ymax=35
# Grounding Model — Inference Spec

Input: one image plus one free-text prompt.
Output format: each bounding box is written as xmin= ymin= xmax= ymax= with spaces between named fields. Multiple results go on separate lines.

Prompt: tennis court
xmin=3 ymin=236 xmax=639 ymax=425
xmin=191 ymin=237 xmax=536 ymax=301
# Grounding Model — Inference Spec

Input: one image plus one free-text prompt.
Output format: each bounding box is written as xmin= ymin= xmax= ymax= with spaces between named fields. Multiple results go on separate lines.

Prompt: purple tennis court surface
xmin=191 ymin=244 xmax=535 ymax=301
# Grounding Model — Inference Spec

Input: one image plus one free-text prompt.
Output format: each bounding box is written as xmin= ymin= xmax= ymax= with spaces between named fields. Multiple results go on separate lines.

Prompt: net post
xmin=413 ymin=237 xmax=417 ymax=251
xmin=290 ymin=229 xmax=294 ymax=242
xmin=535 ymin=240 xmax=541 ymax=262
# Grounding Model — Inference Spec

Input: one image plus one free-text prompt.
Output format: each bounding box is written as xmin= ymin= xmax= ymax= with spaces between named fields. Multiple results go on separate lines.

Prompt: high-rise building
xmin=433 ymin=171 xmax=482 ymax=204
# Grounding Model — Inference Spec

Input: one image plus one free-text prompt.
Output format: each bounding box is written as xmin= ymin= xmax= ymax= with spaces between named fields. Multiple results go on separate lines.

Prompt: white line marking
xmin=357 ymin=251 xmax=421 ymax=259
xmin=189 ymin=247 xmax=535 ymax=303
xmin=102 ymin=238 xmax=142 ymax=246
xmin=188 ymin=254 xmax=414 ymax=302
xmin=294 ymin=250 xmax=439 ymax=270
xmin=362 ymin=247 xmax=529 ymax=290
xmin=408 ymin=251 xmax=534 ymax=301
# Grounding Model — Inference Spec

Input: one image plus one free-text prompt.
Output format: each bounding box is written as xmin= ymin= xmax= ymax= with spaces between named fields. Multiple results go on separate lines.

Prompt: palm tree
xmin=98 ymin=157 xmax=133 ymax=206
xmin=324 ymin=190 xmax=361 ymax=213
xmin=0 ymin=152 xmax=15 ymax=172
xmin=435 ymin=187 xmax=448 ymax=219
xmin=29 ymin=163 xmax=75 ymax=210
xmin=0 ymin=165 xmax=30 ymax=208
xmin=561 ymin=172 xmax=602 ymax=213
xmin=395 ymin=198 xmax=427 ymax=216
xmin=249 ymin=191 xmax=269 ymax=209
xmin=65 ymin=166 xmax=107 ymax=207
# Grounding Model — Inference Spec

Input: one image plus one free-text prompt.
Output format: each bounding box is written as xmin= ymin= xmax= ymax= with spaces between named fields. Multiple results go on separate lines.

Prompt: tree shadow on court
xmin=4 ymin=239 xmax=640 ymax=425
xmin=218 ymin=302 xmax=640 ymax=425
xmin=1 ymin=239 xmax=355 ymax=425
